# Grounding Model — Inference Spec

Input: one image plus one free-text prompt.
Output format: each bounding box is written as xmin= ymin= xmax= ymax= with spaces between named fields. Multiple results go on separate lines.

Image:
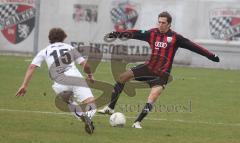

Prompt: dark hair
xmin=158 ymin=11 xmax=172 ymax=24
xmin=48 ymin=28 xmax=67 ymax=44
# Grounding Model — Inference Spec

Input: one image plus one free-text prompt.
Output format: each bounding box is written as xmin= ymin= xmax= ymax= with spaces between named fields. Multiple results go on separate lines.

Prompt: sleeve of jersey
xmin=75 ymin=57 xmax=86 ymax=64
xmin=72 ymin=48 xmax=86 ymax=64
xmin=119 ymin=29 xmax=150 ymax=42
xmin=177 ymin=34 xmax=214 ymax=58
xmin=31 ymin=50 xmax=45 ymax=67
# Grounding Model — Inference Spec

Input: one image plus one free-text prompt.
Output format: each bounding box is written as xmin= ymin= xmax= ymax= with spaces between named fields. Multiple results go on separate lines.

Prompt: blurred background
xmin=0 ymin=0 xmax=240 ymax=69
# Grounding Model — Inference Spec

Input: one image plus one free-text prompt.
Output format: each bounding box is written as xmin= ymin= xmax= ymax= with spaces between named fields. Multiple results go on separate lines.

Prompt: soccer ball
xmin=109 ymin=112 xmax=126 ymax=127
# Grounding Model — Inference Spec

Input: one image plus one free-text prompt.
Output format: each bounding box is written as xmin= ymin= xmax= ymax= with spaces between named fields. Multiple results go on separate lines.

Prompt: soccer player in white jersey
xmin=16 ymin=28 xmax=96 ymax=134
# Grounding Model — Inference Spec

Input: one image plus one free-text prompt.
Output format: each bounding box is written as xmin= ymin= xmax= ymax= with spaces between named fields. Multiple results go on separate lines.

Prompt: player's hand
xmin=16 ymin=85 xmax=27 ymax=96
xmin=104 ymin=31 xmax=120 ymax=42
xmin=208 ymin=54 xmax=220 ymax=62
xmin=107 ymin=31 xmax=120 ymax=38
xmin=87 ymin=74 xmax=94 ymax=83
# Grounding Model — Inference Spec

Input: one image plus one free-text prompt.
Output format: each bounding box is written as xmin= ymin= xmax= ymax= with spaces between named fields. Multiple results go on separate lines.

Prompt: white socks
xmin=68 ymin=101 xmax=96 ymax=119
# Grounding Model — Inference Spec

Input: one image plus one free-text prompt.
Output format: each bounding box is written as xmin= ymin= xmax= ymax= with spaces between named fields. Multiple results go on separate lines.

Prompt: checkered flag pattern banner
xmin=0 ymin=4 xmax=18 ymax=22
xmin=209 ymin=17 xmax=232 ymax=38
xmin=111 ymin=7 xmax=125 ymax=23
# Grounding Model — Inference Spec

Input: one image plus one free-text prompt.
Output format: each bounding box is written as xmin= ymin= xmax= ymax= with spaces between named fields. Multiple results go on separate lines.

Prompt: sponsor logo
xmin=209 ymin=8 xmax=240 ymax=41
xmin=0 ymin=3 xmax=35 ymax=44
xmin=155 ymin=42 xmax=167 ymax=49
xmin=167 ymin=37 xmax=172 ymax=43
xmin=110 ymin=1 xmax=139 ymax=31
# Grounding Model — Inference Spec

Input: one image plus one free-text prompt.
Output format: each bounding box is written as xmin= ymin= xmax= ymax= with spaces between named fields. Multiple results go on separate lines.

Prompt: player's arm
xmin=16 ymin=50 xmax=45 ymax=96
xmin=74 ymin=51 xmax=94 ymax=83
xmin=80 ymin=60 xmax=94 ymax=83
xmin=177 ymin=34 xmax=220 ymax=62
xmin=106 ymin=30 xmax=150 ymax=42
xmin=16 ymin=64 xmax=38 ymax=96
xmin=72 ymin=47 xmax=94 ymax=83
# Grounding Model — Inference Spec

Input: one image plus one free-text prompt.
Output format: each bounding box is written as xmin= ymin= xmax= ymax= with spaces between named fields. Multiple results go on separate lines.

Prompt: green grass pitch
xmin=0 ymin=55 xmax=240 ymax=143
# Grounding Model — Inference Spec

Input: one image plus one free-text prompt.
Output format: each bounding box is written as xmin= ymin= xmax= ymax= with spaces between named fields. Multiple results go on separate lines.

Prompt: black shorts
xmin=130 ymin=64 xmax=169 ymax=88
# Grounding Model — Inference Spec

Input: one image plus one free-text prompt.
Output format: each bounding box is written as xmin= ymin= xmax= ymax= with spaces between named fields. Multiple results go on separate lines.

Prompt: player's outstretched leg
xmin=98 ymin=82 xmax=125 ymax=115
xmin=98 ymin=70 xmax=134 ymax=115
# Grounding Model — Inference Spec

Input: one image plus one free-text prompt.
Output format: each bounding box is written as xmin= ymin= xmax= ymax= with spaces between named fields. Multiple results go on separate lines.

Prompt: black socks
xmin=135 ymin=103 xmax=153 ymax=122
xmin=108 ymin=82 xmax=125 ymax=109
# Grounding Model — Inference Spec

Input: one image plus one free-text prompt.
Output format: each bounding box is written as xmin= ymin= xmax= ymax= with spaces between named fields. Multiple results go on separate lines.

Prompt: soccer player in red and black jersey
xmin=98 ymin=11 xmax=220 ymax=128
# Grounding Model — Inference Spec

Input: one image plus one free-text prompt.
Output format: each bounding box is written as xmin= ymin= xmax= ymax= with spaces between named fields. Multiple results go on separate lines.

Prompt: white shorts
xmin=52 ymin=82 xmax=94 ymax=102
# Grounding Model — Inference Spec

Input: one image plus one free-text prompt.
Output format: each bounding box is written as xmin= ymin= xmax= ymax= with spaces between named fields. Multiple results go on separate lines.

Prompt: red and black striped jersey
xmin=121 ymin=28 xmax=215 ymax=76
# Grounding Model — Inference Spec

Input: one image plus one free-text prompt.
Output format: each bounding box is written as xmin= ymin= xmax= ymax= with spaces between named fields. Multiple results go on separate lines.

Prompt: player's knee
xmin=118 ymin=74 xmax=126 ymax=83
xmin=118 ymin=72 xmax=133 ymax=83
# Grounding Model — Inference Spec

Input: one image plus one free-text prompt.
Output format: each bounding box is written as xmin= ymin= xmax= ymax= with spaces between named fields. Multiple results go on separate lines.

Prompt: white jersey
xmin=31 ymin=42 xmax=85 ymax=79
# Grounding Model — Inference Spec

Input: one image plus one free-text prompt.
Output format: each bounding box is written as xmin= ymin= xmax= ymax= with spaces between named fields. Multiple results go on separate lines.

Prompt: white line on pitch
xmin=0 ymin=108 xmax=240 ymax=127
